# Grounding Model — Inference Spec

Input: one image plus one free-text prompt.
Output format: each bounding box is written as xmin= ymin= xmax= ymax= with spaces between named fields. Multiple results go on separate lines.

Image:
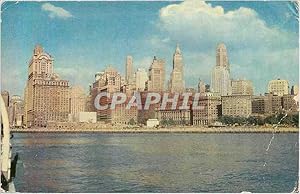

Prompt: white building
xmin=268 ymin=79 xmax=289 ymax=96
xmin=135 ymin=68 xmax=148 ymax=91
xmin=211 ymin=43 xmax=231 ymax=96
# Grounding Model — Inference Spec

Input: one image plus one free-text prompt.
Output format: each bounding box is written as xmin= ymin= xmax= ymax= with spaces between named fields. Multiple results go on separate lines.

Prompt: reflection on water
xmin=12 ymin=133 xmax=298 ymax=192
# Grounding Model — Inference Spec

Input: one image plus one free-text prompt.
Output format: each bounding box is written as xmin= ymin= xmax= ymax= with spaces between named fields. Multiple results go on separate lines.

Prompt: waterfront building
xmin=268 ymin=79 xmax=289 ymax=96
xmin=135 ymin=68 xmax=148 ymax=91
xmin=251 ymin=95 xmax=266 ymax=115
xmin=169 ymin=44 xmax=185 ymax=93
xmin=111 ymin=97 xmax=138 ymax=125
xmin=156 ymin=93 xmax=192 ymax=126
xmin=24 ymin=45 xmax=70 ymax=127
xmin=231 ymin=79 xmax=254 ymax=95
xmin=222 ymin=95 xmax=252 ymax=117
xmin=90 ymin=66 xmax=122 ymax=121
xmin=147 ymin=56 xmax=165 ymax=92
xmin=211 ymin=43 xmax=231 ymax=96
xmin=192 ymin=94 xmax=221 ymax=125
xmin=69 ymin=86 xmax=86 ymax=114
xmin=282 ymin=94 xmax=298 ymax=113
xmin=1 ymin=90 xmax=9 ymax=110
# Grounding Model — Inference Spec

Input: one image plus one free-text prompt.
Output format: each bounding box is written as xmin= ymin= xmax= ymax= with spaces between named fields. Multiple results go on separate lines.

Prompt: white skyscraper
xmin=169 ymin=44 xmax=185 ymax=93
xmin=211 ymin=43 xmax=231 ymax=96
xmin=135 ymin=68 xmax=148 ymax=91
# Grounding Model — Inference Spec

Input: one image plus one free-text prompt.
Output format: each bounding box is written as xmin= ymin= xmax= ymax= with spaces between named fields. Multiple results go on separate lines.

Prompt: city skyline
xmin=1 ymin=1 xmax=299 ymax=96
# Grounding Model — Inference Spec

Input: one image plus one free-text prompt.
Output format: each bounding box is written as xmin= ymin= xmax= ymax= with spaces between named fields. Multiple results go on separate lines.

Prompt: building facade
xmin=222 ymin=95 xmax=252 ymax=117
xmin=69 ymin=86 xmax=86 ymax=114
xmin=268 ymin=79 xmax=289 ymax=96
xmin=24 ymin=45 xmax=70 ymax=127
xmin=211 ymin=43 xmax=231 ymax=96
xmin=231 ymin=79 xmax=254 ymax=95
xmin=135 ymin=68 xmax=148 ymax=91
xmin=169 ymin=45 xmax=185 ymax=93
xmin=147 ymin=56 xmax=165 ymax=92
xmin=192 ymin=95 xmax=221 ymax=125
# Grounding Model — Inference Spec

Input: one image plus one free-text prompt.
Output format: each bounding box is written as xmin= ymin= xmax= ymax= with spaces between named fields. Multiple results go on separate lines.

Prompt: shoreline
xmin=11 ymin=126 xmax=299 ymax=133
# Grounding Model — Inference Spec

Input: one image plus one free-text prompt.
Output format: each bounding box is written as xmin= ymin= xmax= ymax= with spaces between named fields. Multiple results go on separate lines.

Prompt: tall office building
xmin=268 ymin=79 xmax=289 ymax=96
xmin=216 ymin=43 xmax=230 ymax=72
xmin=147 ymin=56 xmax=165 ymax=92
xmin=211 ymin=43 xmax=231 ymax=96
xmin=169 ymin=44 xmax=185 ymax=93
xmin=24 ymin=45 xmax=70 ymax=127
xmin=135 ymin=68 xmax=148 ymax=91
xmin=231 ymin=79 xmax=254 ymax=95
xmin=125 ymin=55 xmax=134 ymax=84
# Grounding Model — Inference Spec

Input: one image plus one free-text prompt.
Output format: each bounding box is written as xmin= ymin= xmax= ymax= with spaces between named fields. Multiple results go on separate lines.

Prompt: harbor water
xmin=12 ymin=132 xmax=298 ymax=192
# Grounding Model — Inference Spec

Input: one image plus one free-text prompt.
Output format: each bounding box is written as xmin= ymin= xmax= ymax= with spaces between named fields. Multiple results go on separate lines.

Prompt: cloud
xmin=152 ymin=0 xmax=298 ymax=93
xmin=41 ymin=3 xmax=73 ymax=19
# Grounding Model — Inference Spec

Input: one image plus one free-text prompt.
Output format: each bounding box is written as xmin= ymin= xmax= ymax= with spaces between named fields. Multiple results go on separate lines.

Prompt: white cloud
xmin=158 ymin=0 xmax=295 ymax=50
xmin=41 ymin=3 xmax=73 ymax=19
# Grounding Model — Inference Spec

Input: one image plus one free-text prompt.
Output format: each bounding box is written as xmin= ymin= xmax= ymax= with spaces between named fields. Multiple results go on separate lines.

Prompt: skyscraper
xmin=135 ymin=68 xmax=148 ymax=91
xmin=216 ymin=43 xmax=230 ymax=72
xmin=125 ymin=55 xmax=134 ymax=84
xmin=169 ymin=44 xmax=185 ymax=93
xmin=147 ymin=56 xmax=165 ymax=92
xmin=211 ymin=43 xmax=231 ymax=96
xmin=24 ymin=45 xmax=70 ymax=127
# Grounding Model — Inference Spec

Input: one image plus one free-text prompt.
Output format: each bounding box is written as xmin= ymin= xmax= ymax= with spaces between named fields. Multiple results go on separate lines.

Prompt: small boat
xmin=1 ymin=96 xmax=17 ymax=192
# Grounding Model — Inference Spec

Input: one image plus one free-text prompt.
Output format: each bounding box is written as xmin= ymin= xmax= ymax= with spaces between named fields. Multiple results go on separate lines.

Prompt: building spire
xmin=175 ymin=44 xmax=181 ymax=54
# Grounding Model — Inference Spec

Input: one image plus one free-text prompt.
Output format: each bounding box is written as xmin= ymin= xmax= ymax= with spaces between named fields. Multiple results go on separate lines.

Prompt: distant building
xmin=135 ymin=68 xmax=148 ymax=91
xmin=110 ymin=97 xmax=138 ymax=125
xmin=69 ymin=112 xmax=97 ymax=123
xmin=268 ymin=79 xmax=289 ymax=96
xmin=222 ymin=95 xmax=252 ymax=117
xmin=169 ymin=44 xmax=185 ymax=93
xmin=231 ymin=79 xmax=254 ymax=95
xmin=1 ymin=90 xmax=9 ymax=110
xmin=24 ymin=45 xmax=70 ymax=127
xmin=251 ymin=95 xmax=266 ymax=115
xmin=282 ymin=94 xmax=298 ymax=113
xmin=125 ymin=55 xmax=134 ymax=84
xmin=156 ymin=94 xmax=192 ymax=126
xmin=192 ymin=95 xmax=221 ymax=125
xmin=291 ymin=85 xmax=299 ymax=95
xmin=69 ymin=86 xmax=86 ymax=114
xmin=147 ymin=56 xmax=165 ymax=92
xmin=211 ymin=43 xmax=231 ymax=96
xmin=198 ymin=80 xmax=206 ymax=96
xmin=91 ymin=66 xmax=122 ymax=121
xmin=8 ymin=95 xmax=24 ymax=128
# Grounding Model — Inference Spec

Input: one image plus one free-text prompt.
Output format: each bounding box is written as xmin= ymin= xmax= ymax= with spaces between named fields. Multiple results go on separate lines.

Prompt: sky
xmin=1 ymin=1 xmax=299 ymax=96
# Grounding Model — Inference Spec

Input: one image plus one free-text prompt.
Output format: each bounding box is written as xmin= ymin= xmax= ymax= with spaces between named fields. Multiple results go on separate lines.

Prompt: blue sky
xmin=1 ymin=1 xmax=299 ymax=96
